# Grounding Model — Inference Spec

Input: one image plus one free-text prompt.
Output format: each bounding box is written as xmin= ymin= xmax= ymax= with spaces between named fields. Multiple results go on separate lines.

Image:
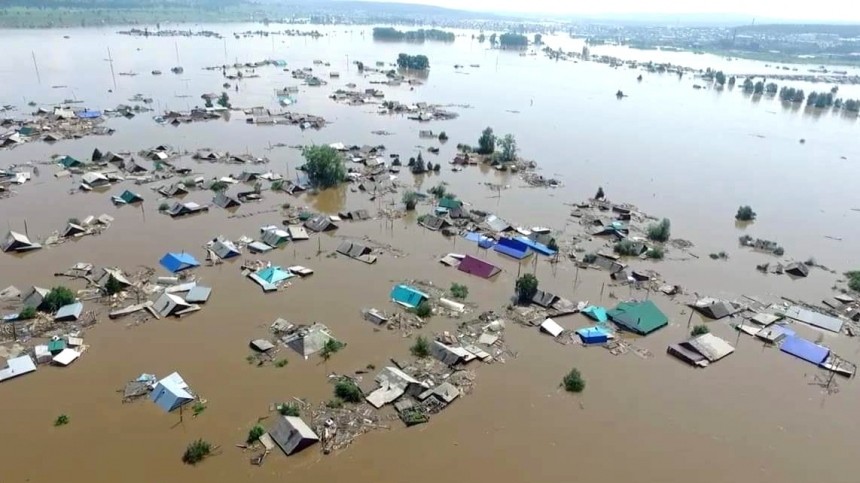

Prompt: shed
xmin=686 ymin=333 xmax=735 ymax=362
xmin=213 ymin=192 xmax=242 ymax=209
xmin=785 ymin=262 xmax=810 ymax=277
xmin=494 ymin=237 xmax=530 ymax=260
xmin=576 ymin=326 xmax=611 ymax=344
xmin=457 ymin=255 xmax=500 ymax=279
xmin=481 ymin=215 xmax=511 ymax=233
xmin=167 ymin=201 xmax=208 ymax=217
xmin=150 ymin=372 xmax=195 ymax=412
xmin=158 ymin=184 xmax=188 ymax=197
xmin=693 ymin=298 xmax=734 ymax=320
xmin=540 ymin=318 xmax=565 ymax=337
xmin=159 ymin=252 xmax=200 ymax=273
xmin=305 ymin=215 xmax=338 ymax=232
xmin=420 ymin=215 xmax=450 ymax=232
xmin=0 ymin=355 xmax=37 ymax=382
xmin=283 ymin=323 xmax=334 ymax=358
xmin=390 ymin=284 xmax=428 ymax=308
xmin=248 ymin=241 xmax=273 ymax=253
xmin=211 ymin=238 xmax=240 ymax=259
xmin=250 ymin=339 xmax=275 ymax=352
xmin=750 ymin=312 xmax=781 ymax=326
xmin=81 ymin=172 xmax=110 ymax=188
xmin=185 ymin=286 xmax=212 ymax=304
xmin=667 ymin=343 xmax=708 ymax=367
xmin=780 ymin=336 xmax=830 ymax=365
xmin=608 ymin=300 xmax=668 ymax=335
xmin=2 ymin=231 xmax=42 ymax=253
xmin=532 ymin=290 xmax=559 ymax=308
xmin=336 ymin=241 xmax=377 ymax=264
xmin=54 ymin=301 xmax=83 ymax=321
xmin=119 ymin=190 xmax=144 ymax=204
xmin=153 ymin=292 xmax=193 ymax=317
xmin=270 ymin=416 xmax=319 ymax=455
xmin=784 ymin=306 xmax=843 ymax=333
xmin=287 ymin=225 xmax=309 ymax=241
xmin=261 ymin=228 xmax=290 ymax=247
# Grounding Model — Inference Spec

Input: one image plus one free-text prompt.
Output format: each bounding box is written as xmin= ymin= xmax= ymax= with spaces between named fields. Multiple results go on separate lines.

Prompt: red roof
xmin=457 ymin=255 xmax=501 ymax=279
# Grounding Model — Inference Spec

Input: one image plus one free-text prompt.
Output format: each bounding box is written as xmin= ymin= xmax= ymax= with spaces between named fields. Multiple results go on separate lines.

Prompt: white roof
xmin=81 ymin=172 xmax=109 ymax=184
xmin=287 ymin=225 xmax=309 ymax=240
xmin=540 ymin=318 xmax=564 ymax=337
xmin=0 ymin=355 xmax=37 ymax=382
xmin=687 ymin=333 xmax=735 ymax=362
xmin=53 ymin=348 xmax=81 ymax=366
xmin=784 ymin=306 xmax=844 ymax=333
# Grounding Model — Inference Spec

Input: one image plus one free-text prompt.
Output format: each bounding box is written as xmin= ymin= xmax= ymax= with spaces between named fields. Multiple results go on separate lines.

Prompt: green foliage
xmin=44 ymin=286 xmax=75 ymax=312
xmin=192 ymin=401 xmax=207 ymax=416
xmin=515 ymin=273 xmax=539 ymax=305
xmin=477 ymin=127 xmax=496 ymax=155
xmin=326 ymin=398 xmax=344 ymax=409
xmin=450 ymin=283 xmax=469 ymax=300
xmin=646 ymin=218 xmax=671 ymax=242
xmin=691 ymin=324 xmax=710 ymax=336
xmin=204 ymin=98 xmax=213 ymax=108
xmin=217 ymin=92 xmax=230 ymax=108
xmin=271 ymin=179 xmax=284 ymax=191
xmin=104 ymin=275 xmax=123 ymax=295
xmin=534 ymin=33 xmax=543 ymax=44
xmin=779 ymin=86 xmax=806 ymax=103
xmin=413 ymin=301 xmax=432 ymax=319
xmin=54 ymin=414 xmax=70 ymax=426
xmin=735 ymin=205 xmax=756 ymax=221
xmin=498 ymin=32 xmax=528 ymax=48
xmin=582 ymin=253 xmax=597 ymax=264
xmin=562 ymin=368 xmax=585 ymax=393
xmin=320 ymin=339 xmax=345 ymax=360
xmin=18 ymin=305 xmax=37 ymax=320
xmin=614 ymin=239 xmax=642 ymax=256
xmin=845 ymin=271 xmax=860 ymax=292
xmin=402 ymin=190 xmax=419 ymax=210
xmin=548 ymin=238 xmax=559 ymax=251
xmin=753 ymin=81 xmax=765 ymax=95
xmin=334 ymin=379 xmax=362 ymax=403
xmin=246 ymin=425 xmax=265 ymax=444
xmin=274 ymin=358 xmax=288 ymax=368
xmin=646 ymin=247 xmax=665 ymax=259
xmin=182 ymin=439 xmax=212 ymax=465
xmin=773 ymin=247 xmax=785 ymax=256
xmin=277 ymin=402 xmax=300 ymax=417
xmin=396 ymin=53 xmax=430 ymax=70
xmin=766 ymin=82 xmax=778 ymax=94
xmin=489 ymin=33 xmax=497 ymax=45
xmin=209 ymin=180 xmax=229 ymax=192
xmin=709 ymin=251 xmax=728 ymax=260
xmin=429 ymin=183 xmax=447 ymax=198
xmin=438 ymin=131 xmax=448 ymax=141
xmin=158 ymin=202 xmax=170 ymax=211
xmin=410 ymin=335 xmax=431 ymax=358
xmin=742 ymin=78 xmax=754 ymax=92
xmin=302 ymin=145 xmax=346 ymax=189
xmin=714 ymin=71 xmax=726 ymax=85
xmin=496 ymin=134 xmax=517 ymax=163
xmin=373 ymin=27 xmax=454 ymax=42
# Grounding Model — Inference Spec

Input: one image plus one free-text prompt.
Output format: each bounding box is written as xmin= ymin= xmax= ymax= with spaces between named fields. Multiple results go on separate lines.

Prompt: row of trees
xmin=475 ymin=32 xmax=539 ymax=47
xmin=476 ymin=127 xmax=517 ymax=163
xmin=396 ymin=53 xmax=429 ymax=70
xmin=373 ymin=27 xmax=454 ymax=42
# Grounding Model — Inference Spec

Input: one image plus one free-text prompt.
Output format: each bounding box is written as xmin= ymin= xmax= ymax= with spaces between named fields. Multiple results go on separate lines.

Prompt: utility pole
xmin=31 ymin=51 xmax=41 ymax=84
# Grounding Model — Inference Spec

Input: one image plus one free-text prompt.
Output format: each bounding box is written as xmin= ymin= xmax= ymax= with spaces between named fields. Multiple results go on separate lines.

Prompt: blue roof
xmin=515 ymin=236 xmax=557 ymax=256
xmin=159 ymin=252 xmax=200 ymax=273
xmin=76 ymin=109 xmax=101 ymax=119
xmin=576 ymin=326 xmax=611 ymax=344
xmin=255 ymin=266 xmax=293 ymax=284
xmin=780 ymin=336 xmax=830 ymax=365
xmin=150 ymin=372 xmax=194 ymax=413
xmin=494 ymin=237 xmax=530 ymax=260
xmin=582 ymin=305 xmax=608 ymax=322
xmin=391 ymin=284 xmax=428 ymax=308
xmin=54 ymin=301 xmax=83 ymax=320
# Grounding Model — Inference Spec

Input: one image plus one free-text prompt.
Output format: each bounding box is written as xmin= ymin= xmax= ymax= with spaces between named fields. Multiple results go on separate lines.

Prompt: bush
xmin=413 ymin=301 xmax=432 ymax=318
xmin=477 ymin=127 xmax=495 ymax=155
xmin=582 ymin=253 xmax=597 ymax=264
xmin=334 ymin=379 xmax=362 ymax=403
xmin=614 ymin=239 xmax=641 ymax=256
xmin=159 ymin=202 xmax=170 ymax=212
xmin=246 ymin=425 xmax=265 ymax=444
xmin=54 ymin=414 xmax=70 ymax=426
xmin=209 ymin=180 xmax=229 ymax=192
xmin=438 ymin=131 xmax=448 ymax=141
xmin=411 ymin=335 xmax=431 ymax=358
xmin=845 ymin=271 xmax=860 ymax=292
xmin=182 ymin=439 xmax=212 ymax=465
xmin=104 ymin=275 xmax=123 ymax=295
xmin=428 ymin=183 xmax=447 ymax=199
xmin=303 ymin=145 xmax=347 ymax=189
xmin=402 ymin=190 xmax=419 ymax=210
xmin=320 ymin=339 xmax=345 ymax=360
xmin=271 ymin=179 xmax=284 ymax=191
xmin=18 ymin=305 xmax=37 ymax=320
xmin=735 ymin=205 xmax=756 ymax=221
xmin=515 ymin=274 xmax=539 ymax=304
xmin=691 ymin=324 xmax=710 ymax=336
xmin=44 ymin=286 xmax=75 ymax=312
xmin=562 ymin=368 xmax=585 ymax=393
xmin=192 ymin=401 xmax=207 ymax=416
xmin=450 ymin=283 xmax=468 ymax=300
xmin=646 ymin=247 xmax=664 ymax=260
xmin=326 ymin=398 xmax=344 ymax=409
xmin=646 ymin=218 xmax=671 ymax=242
xmin=274 ymin=358 xmax=288 ymax=368
xmin=773 ymin=247 xmax=785 ymax=256
xmin=277 ymin=403 xmax=300 ymax=417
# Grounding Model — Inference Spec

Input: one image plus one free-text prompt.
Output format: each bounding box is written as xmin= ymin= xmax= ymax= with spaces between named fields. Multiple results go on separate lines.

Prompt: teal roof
xmin=256 ymin=266 xmax=293 ymax=284
xmin=582 ymin=305 xmax=608 ymax=322
xmin=120 ymin=190 xmax=143 ymax=203
xmin=58 ymin=155 xmax=84 ymax=168
xmin=607 ymin=300 xmax=668 ymax=335
xmin=390 ymin=284 xmax=428 ymax=308
xmin=437 ymin=197 xmax=462 ymax=210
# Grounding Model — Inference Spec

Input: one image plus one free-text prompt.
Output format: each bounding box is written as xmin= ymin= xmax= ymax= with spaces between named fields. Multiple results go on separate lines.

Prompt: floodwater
xmin=1 ymin=24 xmax=859 ymax=483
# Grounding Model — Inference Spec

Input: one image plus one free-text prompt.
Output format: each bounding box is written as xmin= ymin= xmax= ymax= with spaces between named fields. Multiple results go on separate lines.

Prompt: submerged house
xmin=287 ymin=225 xmax=309 ymax=241
xmin=153 ymin=292 xmax=193 ymax=317
xmin=213 ymin=192 xmax=242 ymax=209
xmin=692 ymin=298 xmax=735 ymax=320
xmin=61 ymin=223 xmax=85 ymax=238
xmin=81 ymin=172 xmax=111 ymax=189
xmin=249 ymin=265 xmax=294 ymax=292
xmin=261 ymin=228 xmax=290 ymax=248
xmin=22 ymin=286 xmax=50 ymax=309
xmin=608 ymin=300 xmax=668 ymax=335
xmin=0 ymin=355 xmax=37 ymax=383
xmin=336 ymin=241 xmax=377 ymax=264
xmin=150 ymin=372 xmax=195 ymax=412
xmin=391 ymin=284 xmax=428 ymax=309
xmin=211 ymin=238 xmax=240 ymax=259
xmin=159 ymin=252 xmax=200 ymax=273
xmin=270 ymin=416 xmax=319 ymax=456
xmin=54 ymin=301 xmax=84 ymax=322
xmin=494 ymin=237 xmax=530 ymax=260
xmin=283 ymin=323 xmax=335 ymax=358
xmin=2 ymin=231 xmax=41 ymax=253
xmin=167 ymin=201 xmax=208 ymax=217
xmin=419 ymin=215 xmax=450 ymax=232
xmin=116 ymin=190 xmax=144 ymax=204
xmin=158 ymin=183 xmax=188 ymax=198
xmin=365 ymin=367 xmax=429 ymax=408
xmin=304 ymin=215 xmax=338 ymax=233
xmin=457 ymin=255 xmax=501 ymax=279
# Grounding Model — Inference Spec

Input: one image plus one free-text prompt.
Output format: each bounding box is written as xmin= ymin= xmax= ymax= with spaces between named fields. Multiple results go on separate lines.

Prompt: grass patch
xmin=646 ymin=218 xmax=671 ymax=242
xmin=326 ymin=398 xmax=344 ymax=409
xmin=192 ymin=401 xmax=207 ymax=417
xmin=277 ymin=402 xmax=300 ymax=417
xmin=274 ymin=359 xmax=288 ymax=368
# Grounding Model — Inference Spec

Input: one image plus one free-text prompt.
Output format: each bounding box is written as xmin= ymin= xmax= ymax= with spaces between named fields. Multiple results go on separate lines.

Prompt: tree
xmin=742 ymin=78 xmax=754 ymax=92
xmin=766 ymin=82 xmax=778 ymax=94
xmin=18 ymin=305 xmax=37 ymax=320
xmin=246 ymin=425 xmax=265 ymax=444
xmin=499 ymin=33 xmax=528 ymax=48
xmin=691 ymin=324 xmax=710 ymax=336
xmin=104 ymin=275 xmax=123 ymax=295
xmin=411 ymin=335 xmax=431 ymax=358
xmin=396 ymin=53 xmax=429 ymax=70
xmin=548 ymin=238 xmax=559 ymax=251
xmin=54 ymin=414 xmax=70 ymax=426
xmin=489 ymin=33 xmax=497 ymax=45
xmin=413 ymin=301 xmax=432 ymax=318
xmin=302 ymin=145 xmax=346 ymax=189
xmin=209 ymin=180 xmax=229 ymax=192
xmin=320 ymin=339 xmax=345 ymax=360
xmin=735 ymin=205 xmax=756 ymax=221
xmin=728 ymin=76 xmax=736 ymax=86
xmin=562 ymin=368 xmax=585 ymax=393
xmin=646 ymin=247 xmax=664 ymax=259
xmin=515 ymin=274 xmax=539 ymax=305
xmin=496 ymin=134 xmax=517 ymax=163
xmin=334 ymin=379 xmax=362 ymax=403
xmin=204 ymin=98 xmax=213 ymax=108
xmin=438 ymin=131 xmax=448 ymax=141
xmin=807 ymin=91 xmax=819 ymax=106
xmin=278 ymin=402 xmax=300 ymax=417
xmin=595 ymin=187 xmax=605 ymax=200
xmin=477 ymin=33 xmax=486 ymax=43
xmin=646 ymin=218 xmax=671 ymax=242
xmin=182 ymin=439 xmax=212 ymax=465
xmin=534 ymin=33 xmax=542 ymax=44
xmin=402 ymin=190 xmax=419 ymax=210
xmin=477 ymin=127 xmax=495 ymax=155
xmin=714 ymin=71 xmax=726 ymax=86
xmin=753 ymin=81 xmax=764 ymax=95
xmin=450 ymin=283 xmax=468 ymax=300
xmin=44 ymin=286 xmax=75 ymax=312
xmin=217 ymin=92 xmax=230 ymax=108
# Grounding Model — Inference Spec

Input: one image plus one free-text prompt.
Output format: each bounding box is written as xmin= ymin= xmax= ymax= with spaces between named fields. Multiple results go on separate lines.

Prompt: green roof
xmin=607 ymin=300 xmax=668 ymax=335
xmin=48 ymin=339 xmax=67 ymax=353
xmin=438 ymin=197 xmax=462 ymax=210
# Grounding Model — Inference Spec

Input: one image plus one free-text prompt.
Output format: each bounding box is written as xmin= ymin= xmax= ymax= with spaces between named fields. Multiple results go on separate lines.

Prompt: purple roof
xmin=458 ymin=255 xmax=501 ymax=279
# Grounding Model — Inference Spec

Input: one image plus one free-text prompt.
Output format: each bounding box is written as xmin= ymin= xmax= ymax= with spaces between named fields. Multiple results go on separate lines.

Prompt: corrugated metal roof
xmin=784 ymin=306 xmax=843 ymax=333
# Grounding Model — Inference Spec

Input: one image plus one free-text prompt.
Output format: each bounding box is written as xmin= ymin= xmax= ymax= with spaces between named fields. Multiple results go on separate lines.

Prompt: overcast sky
xmin=364 ymin=0 xmax=858 ymax=22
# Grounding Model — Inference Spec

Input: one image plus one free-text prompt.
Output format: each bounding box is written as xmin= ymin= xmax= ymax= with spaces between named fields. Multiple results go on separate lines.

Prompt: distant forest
xmin=736 ymin=24 xmax=860 ymax=37
xmin=373 ymin=27 xmax=455 ymax=42
xmin=1 ymin=0 xmax=243 ymax=7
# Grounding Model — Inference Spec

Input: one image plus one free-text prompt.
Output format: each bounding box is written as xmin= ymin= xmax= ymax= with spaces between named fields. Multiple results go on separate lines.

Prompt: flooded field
xmin=1 ymin=24 xmax=860 ymax=483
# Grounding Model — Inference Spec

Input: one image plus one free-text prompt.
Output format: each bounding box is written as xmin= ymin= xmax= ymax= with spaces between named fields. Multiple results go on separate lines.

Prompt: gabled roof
xmin=336 ymin=241 xmax=377 ymax=264
xmin=482 ymin=215 xmax=511 ymax=233
xmin=304 ymin=215 xmax=337 ymax=232
xmin=608 ymin=300 xmax=668 ymax=335
xmin=780 ymin=335 xmax=830 ymax=365
xmin=270 ymin=416 xmax=319 ymax=455
xmin=494 ymin=237 xmax=530 ymax=260
xmin=213 ymin=192 xmax=241 ymax=209
xmin=391 ymin=284 xmax=428 ymax=308
xmin=211 ymin=238 xmax=240 ymax=259
xmin=457 ymin=255 xmax=500 ymax=279
xmin=784 ymin=306 xmax=843 ymax=333
xmin=686 ymin=333 xmax=735 ymax=362
xmin=420 ymin=215 xmax=450 ymax=231
xmin=159 ymin=252 xmax=200 ymax=273
xmin=693 ymin=298 xmax=734 ymax=320
xmin=54 ymin=301 xmax=83 ymax=321
xmin=2 ymin=231 xmax=41 ymax=253
xmin=532 ymin=290 xmax=558 ymax=308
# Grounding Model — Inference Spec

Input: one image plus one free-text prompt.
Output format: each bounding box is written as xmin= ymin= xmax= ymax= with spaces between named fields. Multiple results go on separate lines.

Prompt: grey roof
xmin=686 ymin=333 xmax=735 ymax=362
xmin=287 ymin=226 xmax=309 ymax=240
xmin=248 ymin=241 xmax=273 ymax=253
xmin=785 ymin=262 xmax=810 ymax=277
xmin=211 ymin=238 xmax=240 ymax=259
xmin=261 ymin=229 xmax=289 ymax=247
xmin=250 ymin=339 xmax=275 ymax=352
xmin=283 ymin=323 xmax=334 ymax=358
xmin=693 ymin=298 xmax=734 ymax=320
xmin=784 ymin=306 xmax=844 ymax=333
xmin=2 ymin=231 xmax=41 ymax=252
xmin=482 ymin=215 xmax=511 ymax=233
xmin=54 ymin=301 xmax=83 ymax=321
xmin=531 ymin=290 xmax=558 ymax=308
xmin=420 ymin=215 xmax=449 ymax=231
xmin=213 ymin=192 xmax=241 ymax=209
xmin=429 ymin=341 xmax=475 ymax=366
xmin=185 ymin=286 xmax=212 ymax=304
xmin=417 ymin=381 xmax=460 ymax=404
xmin=304 ymin=215 xmax=337 ymax=232
xmin=270 ymin=416 xmax=319 ymax=455
xmin=336 ymin=241 xmax=376 ymax=263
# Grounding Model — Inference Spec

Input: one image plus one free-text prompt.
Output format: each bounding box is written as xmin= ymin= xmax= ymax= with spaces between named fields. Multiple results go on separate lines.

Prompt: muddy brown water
xmin=1 ymin=25 xmax=859 ymax=483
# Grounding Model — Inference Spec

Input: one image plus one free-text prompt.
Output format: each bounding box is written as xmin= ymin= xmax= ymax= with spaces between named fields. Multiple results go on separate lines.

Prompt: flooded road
xmin=1 ymin=24 xmax=859 ymax=483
